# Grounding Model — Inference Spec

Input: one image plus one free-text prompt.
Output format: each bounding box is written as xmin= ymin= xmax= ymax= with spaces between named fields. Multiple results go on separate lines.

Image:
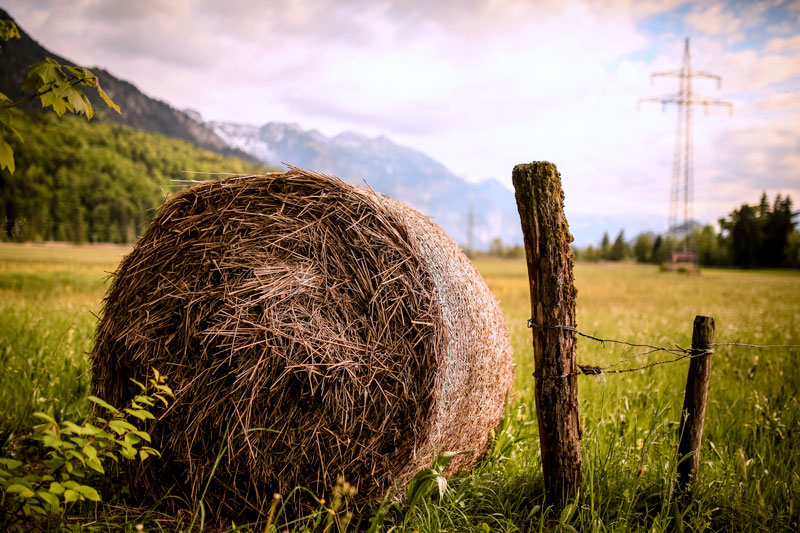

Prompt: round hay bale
xmin=91 ymin=168 xmax=514 ymax=518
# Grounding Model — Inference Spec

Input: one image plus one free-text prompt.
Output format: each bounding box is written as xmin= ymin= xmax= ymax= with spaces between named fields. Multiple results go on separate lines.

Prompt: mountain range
xmin=206 ymin=120 xmax=522 ymax=248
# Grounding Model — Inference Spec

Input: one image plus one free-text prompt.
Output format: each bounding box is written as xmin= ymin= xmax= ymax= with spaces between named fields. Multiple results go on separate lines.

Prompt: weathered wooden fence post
xmin=677 ymin=315 xmax=715 ymax=489
xmin=512 ymin=162 xmax=582 ymax=501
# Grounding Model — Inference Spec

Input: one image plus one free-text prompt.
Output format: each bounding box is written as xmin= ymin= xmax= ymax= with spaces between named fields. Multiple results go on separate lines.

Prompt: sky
xmin=4 ymin=0 xmax=800 ymax=242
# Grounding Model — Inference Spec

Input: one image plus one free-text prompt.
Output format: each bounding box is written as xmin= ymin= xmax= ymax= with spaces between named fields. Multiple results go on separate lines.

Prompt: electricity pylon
xmin=639 ymin=38 xmax=732 ymax=254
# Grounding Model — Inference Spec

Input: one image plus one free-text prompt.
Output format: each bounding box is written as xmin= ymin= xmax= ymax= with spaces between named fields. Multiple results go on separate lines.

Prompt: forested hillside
xmin=0 ymin=7 xmax=257 ymax=163
xmin=0 ymin=111 xmax=265 ymax=243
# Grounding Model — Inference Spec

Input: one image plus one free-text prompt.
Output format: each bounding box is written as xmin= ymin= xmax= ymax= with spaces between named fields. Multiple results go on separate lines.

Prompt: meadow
xmin=0 ymin=243 xmax=798 ymax=531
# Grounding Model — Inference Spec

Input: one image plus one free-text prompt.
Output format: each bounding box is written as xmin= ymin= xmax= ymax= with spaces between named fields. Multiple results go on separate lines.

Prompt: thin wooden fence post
xmin=512 ymin=162 xmax=582 ymax=501
xmin=677 ymin=315 xmax=715 ymax=490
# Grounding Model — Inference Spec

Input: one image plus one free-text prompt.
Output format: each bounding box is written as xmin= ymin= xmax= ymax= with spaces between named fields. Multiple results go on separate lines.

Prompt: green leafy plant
xmin=0 ymin=369 xmax=172 ymax=532
xmin=0 ymin=18 xmax=120 ymax=174
xmin=367 ymin=450 xmax=470 ymax=532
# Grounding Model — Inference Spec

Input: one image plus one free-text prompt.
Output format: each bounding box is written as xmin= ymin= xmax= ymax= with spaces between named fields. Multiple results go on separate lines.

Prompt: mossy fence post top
xmin=513 ymin=161 xmax=583 ymax=502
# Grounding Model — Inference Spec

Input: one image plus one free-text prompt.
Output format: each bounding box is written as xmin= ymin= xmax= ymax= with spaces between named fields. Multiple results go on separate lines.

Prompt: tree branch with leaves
xmin=0 ymin=19 xmax=120 ymax=173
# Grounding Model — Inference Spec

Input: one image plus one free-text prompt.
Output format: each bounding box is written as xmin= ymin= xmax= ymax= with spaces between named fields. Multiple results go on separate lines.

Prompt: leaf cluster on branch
xmin=0 ymin=19 xmax=119 ymax=174
xmin=0 ymin=369 xmax=173 ymax=532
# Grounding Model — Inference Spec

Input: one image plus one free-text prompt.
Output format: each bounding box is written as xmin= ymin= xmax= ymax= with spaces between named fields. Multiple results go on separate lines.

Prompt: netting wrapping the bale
xmin=91 ymin=168 xmax=514 ymax=517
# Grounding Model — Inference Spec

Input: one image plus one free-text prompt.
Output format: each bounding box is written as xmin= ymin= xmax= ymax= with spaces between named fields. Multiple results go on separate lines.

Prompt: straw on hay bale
xmin=91 ymin=168 xmax=514 ymax=518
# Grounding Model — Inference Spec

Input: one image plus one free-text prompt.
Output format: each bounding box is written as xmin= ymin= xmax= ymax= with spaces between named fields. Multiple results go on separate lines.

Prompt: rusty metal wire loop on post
xmin=527 ymin=319 xmax=798 ymax=380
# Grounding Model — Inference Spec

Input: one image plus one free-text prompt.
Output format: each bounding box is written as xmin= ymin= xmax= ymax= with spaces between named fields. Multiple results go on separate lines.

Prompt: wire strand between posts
xmin=524 ymin=319 xmax=797 ymax=379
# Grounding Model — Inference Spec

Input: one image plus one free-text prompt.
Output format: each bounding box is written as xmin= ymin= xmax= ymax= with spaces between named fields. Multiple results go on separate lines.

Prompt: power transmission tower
xmin=639 ymin=38 xmax=732 ymax=260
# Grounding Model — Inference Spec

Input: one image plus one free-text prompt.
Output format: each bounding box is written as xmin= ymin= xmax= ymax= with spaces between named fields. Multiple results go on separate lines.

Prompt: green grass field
xmin=1 ymin=244 xmax=798 ymax=531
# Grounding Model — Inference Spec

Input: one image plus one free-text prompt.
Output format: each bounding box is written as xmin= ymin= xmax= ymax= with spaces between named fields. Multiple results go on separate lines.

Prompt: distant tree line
xmin=573 ymin=193 xmax=799 ymax=269
xmin=0 ymin=110 xmax=262 ymax=243
xmin=469 ymin=237 xmax=526 ymax=259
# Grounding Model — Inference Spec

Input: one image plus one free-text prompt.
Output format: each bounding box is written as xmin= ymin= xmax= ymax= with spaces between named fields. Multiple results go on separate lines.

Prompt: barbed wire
xmin=711 ymin=341 xmax=800 ymax=348
xmin=526 ymin=319 xmax=799 ymax=379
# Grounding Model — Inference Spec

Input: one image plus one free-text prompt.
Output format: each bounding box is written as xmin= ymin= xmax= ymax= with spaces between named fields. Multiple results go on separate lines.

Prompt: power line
xmin=527 ymin=320 xmax=799 ymax=379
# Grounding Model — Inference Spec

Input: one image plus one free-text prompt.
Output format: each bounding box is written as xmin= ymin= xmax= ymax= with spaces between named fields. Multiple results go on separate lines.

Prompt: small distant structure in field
xmin=669 ymin=250 xmax=699 ymax=272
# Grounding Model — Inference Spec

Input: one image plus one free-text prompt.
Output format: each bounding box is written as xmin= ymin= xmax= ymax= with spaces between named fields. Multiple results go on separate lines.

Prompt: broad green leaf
xmin=86 ymin=456 xmax=104 ymax=474
xmin=97 ymin=84 xmax=121 ymax=113
xmin=0 ymin=458 xmax=22 ymax=470
xmin=63 ymin=86 xmax=92 ymax=119
xmin=65 ymin=65 xmax=93 ymax=83
xmin=65 ymin=450 xmax=85 ymax=466
xmin=0 ymin=137 xmax=13 ymax=173
xmin=134 ymin=395 xmax=155 ymax=407
xmin=36 ymin=490 xmax=60 ymax=508
xmin=24 ymin=503 xmax=46 ymax=516
xmin=124 ymin=432 xmax=142 ymax=446
xmin=49 ymin=481 xmax=65 ymax=495
xmin=22 ymin=59 xmax=66 ymax=90
xmin=75 ymin=484 xmax=101 ymax=502
xmin=156 ymin=384 xmax=175 ymax=397
xmin=88 ymin=396 xmax=121 ymax=414
xmin=6 ymin=483 xmax=35 ymax=498
xmin=0 ymin=105 xmax=23 ymax=138
xmin=119 ymin=447 xmax=136 ymax=460
xmin=142 ymin=447 xmax=160 ymax=458
xmin=79 ymin=90 xmax=94 ymax=119
xmin=94 ymin=429 xmax=114 ymax=440
xmin=39 ymin=89 xmax=69 ymax=117
xmin=109 ymin=419 xmax=138 ymax=434
xmin=43 ymin=457 xmax=65 ymax=470
xmin=153 ymin=393 xmax=170 ymax=406
xmin=117 ymin=442 xmax=137 ymax=460
xmin=32 ymin=412 xmax=56 ymax=424
xmin=63 ymin=489 xmax=80 ymax=503
xmin=82 ymin=444 xmax=98 ymax=459
xmin=69 ymin=436 xmax=87 ymax=448
xmin=63 ymin=421 xmax=98 ymax=436
xmin=132 ymin=430 xmax=152 ymax=443
xmin=42 ymin=434 xmax=64 ymax=449
xmin=124 ymin=408 xmax=155 ymax=421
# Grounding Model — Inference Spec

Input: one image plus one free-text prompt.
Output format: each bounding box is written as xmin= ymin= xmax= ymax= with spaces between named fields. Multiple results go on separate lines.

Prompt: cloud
xmin=687 ymin=2 xmax=744 ymax=37
xmin=764 ymin=33 xmax=800 ymax=53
